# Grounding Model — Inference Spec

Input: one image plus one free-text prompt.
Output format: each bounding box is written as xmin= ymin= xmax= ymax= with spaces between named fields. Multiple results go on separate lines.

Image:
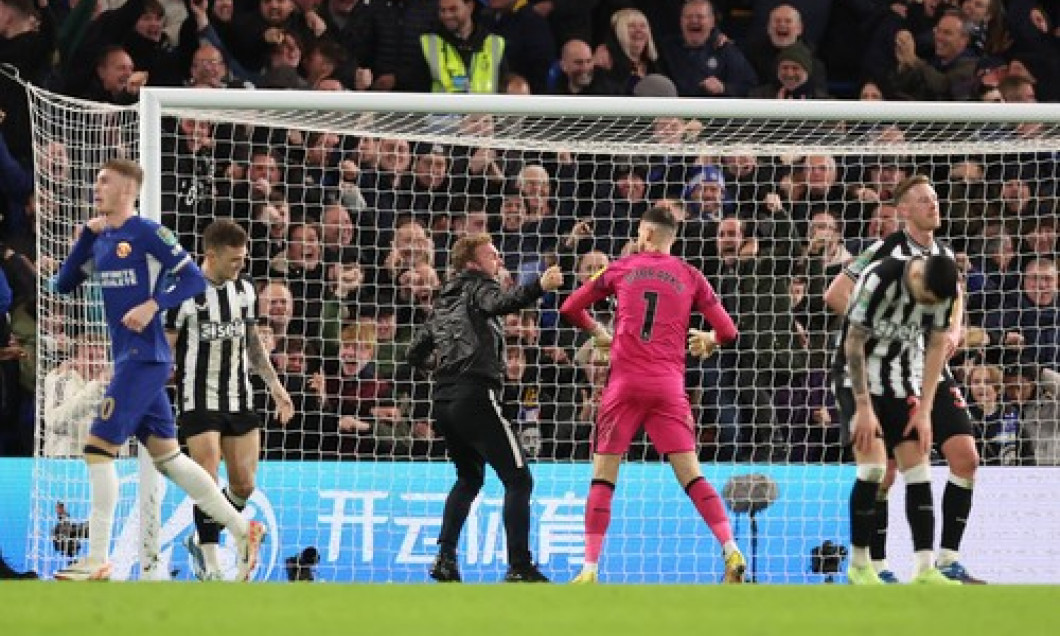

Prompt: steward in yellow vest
xmin=420 ymin=31 xmax=506 ymax=93
xmin=408 ymin=0 xmax=508 ymax=93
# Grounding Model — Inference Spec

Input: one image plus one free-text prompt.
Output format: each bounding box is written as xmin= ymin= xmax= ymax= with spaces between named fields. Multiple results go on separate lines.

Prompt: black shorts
xmin=178 ymin=410 xmax=261 ymax=439
xmin=931 ymin=375 xmax=975 ymax=447
xmin=834 ymin=376 xmax=974 ymax=451
xmin=833 ymin=380 xmax=921 ymax=453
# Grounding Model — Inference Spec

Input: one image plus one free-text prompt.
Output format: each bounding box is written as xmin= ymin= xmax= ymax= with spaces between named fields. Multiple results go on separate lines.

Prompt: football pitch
xmin=2 ymin=583 xmax=1057 ymax=635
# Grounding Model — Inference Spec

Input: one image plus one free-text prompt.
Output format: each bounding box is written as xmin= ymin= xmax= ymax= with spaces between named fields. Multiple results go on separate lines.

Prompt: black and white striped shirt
xmin=166 ymin=275 xmax=257 ymax=413
xmin=843 ymin=229 xmax=954 ymax=282
xmin=833 ymin=257 xmax=954 ymax=399
xmin=840 ymin=229 xmax=959 ymax=383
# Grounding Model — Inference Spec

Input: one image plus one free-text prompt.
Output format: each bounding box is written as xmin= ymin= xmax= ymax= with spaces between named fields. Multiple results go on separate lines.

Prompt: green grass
xmin=2 ymin=582 xmax=1058 ymax=636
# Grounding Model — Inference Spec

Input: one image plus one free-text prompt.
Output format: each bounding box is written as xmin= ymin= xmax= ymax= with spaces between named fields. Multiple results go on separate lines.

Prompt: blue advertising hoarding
xmin=7 ymin=460 xmax=1059 ymax=583
xmin=2 ymin=459 xmax=853 ymax=583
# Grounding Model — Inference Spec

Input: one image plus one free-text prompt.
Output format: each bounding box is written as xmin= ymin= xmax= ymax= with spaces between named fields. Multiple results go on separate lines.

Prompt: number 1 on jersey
xmin=641 ymin=291 xmax=658 ymax=341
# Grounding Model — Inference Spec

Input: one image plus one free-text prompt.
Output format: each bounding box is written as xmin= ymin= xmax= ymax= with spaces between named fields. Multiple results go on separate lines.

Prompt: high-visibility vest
xmin=420 ymin=33 xmax=505 ymax=93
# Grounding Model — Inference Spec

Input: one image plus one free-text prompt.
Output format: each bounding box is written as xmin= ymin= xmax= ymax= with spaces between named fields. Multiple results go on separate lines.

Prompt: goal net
xmin=27 ymin=86 xmax=1060 ymax=583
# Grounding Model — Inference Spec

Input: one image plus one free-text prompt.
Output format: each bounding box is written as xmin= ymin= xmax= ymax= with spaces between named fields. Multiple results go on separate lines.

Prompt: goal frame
xmin=123 ymin=89 xmax=1060 ymax=580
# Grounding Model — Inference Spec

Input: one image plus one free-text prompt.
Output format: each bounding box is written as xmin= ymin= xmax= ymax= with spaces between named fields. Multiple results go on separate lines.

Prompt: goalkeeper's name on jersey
xmin=98 ymin=268 xmax=139 ymax=288
xmin=621 ymin=267 xmax=686 ymax=293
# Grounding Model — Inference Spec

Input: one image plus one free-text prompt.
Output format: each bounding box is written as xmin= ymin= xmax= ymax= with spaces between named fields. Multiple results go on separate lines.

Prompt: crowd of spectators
xmin=0 ymin=0 xmax=1058 ymax=465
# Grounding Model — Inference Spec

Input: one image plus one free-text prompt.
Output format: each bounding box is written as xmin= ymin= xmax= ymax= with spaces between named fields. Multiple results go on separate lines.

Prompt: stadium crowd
xmin=0 ymin=0 xmax=1058 ymax=465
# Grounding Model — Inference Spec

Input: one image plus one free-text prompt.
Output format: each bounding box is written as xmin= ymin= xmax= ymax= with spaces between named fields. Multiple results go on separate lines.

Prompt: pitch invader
xmin=52 ymin=159 xmax=265 ymax=581
xmin=824 ymin=175 xmax=983 ymax=584
xmin=166 ymin=219 xmax=294 ymax=580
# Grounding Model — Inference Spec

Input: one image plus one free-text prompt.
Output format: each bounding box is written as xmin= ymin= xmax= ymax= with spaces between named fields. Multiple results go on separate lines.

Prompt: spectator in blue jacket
xmin=549 ymin=39 xmax=621 ymax=96
xmin=658 ymin=0 xmax=757 ymax=98
xmin=986 ymin=258 xmax=1060 ymax=370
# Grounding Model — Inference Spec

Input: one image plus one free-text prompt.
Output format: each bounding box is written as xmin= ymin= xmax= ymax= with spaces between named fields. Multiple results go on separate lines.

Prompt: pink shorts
xmin=594 ymin=385 xmax=695 ymax=455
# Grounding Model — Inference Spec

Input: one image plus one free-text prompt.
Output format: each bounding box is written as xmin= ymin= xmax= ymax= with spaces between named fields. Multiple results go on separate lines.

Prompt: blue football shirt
xmin=86 ymin=217 xmax=195 ymax=364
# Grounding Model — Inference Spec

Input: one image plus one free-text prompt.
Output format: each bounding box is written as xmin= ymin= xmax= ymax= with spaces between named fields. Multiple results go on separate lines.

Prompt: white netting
xmin=28 ymin=86 xmax=1060 ymax=583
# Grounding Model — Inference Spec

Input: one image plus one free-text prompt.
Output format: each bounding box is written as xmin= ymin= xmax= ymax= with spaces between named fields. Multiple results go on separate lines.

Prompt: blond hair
xmin=102 ymin=158 xmax=144 ymax=186
xmin=451 ymin=233 xmax=493 ymax=272
xmin=893 ymin=174 xmax=931 ymax=204
xmin=970 ymin=363 xmax=1004 ymax=396
xmin=611 ymin=8 xmax=658 ymax=62
xmin=341 ymin=319 xmax=377 ymax=346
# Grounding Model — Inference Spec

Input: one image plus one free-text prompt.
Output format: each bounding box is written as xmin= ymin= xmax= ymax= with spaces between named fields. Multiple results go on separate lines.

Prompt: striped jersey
xmin=843 ymin=229 xmax=955 ymax=281
xmin=832 ymin=257 xmax=954 ymax=398
xmin=166 ymin=275 xmax=257 ymax=413
xmin=840 ymin=229 xmax=959 ymax=383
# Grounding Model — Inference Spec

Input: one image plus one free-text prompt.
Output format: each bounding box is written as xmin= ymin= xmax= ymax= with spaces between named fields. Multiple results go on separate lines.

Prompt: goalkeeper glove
xmin=589 ymin=326 xmax=612 ymax=364
xmin=591 ymin=326 xmax=612 ymax=351
xmin=688 ymin=329 xmax=718 ymax=359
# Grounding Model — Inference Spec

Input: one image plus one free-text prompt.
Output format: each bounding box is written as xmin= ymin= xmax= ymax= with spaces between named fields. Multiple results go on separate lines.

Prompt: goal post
xmin=28 ymin=83 xmax=1060 ymax=583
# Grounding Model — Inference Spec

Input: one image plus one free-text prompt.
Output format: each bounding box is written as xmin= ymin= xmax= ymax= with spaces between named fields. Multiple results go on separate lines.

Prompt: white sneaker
xmin=235 ymin=520 xmax=267 ymax=582
xmin=140 ymin=563 xmax=171 ymax=582
xmin=55 ymin=559 xmax=112 ymax=581
xmin=203 ymin=569 xmax=225 ymax=582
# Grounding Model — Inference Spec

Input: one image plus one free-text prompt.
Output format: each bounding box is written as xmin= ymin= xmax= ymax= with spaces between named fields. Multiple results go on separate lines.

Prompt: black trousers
xmin=433 ymin=383 xmax=534 ymax=566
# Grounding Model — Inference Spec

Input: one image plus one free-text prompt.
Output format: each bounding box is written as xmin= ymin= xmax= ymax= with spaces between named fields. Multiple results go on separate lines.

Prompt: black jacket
xmin=407 ymin=270 xmax=543 ymax=393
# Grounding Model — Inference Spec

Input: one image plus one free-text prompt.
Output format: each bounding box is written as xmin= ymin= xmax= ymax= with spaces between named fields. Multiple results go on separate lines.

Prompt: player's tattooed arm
xmin=845 ymin=323 xmax=872 ymax=401
xmin=247 ymin=325 xmax=280 ymax=388
xmin=248 ymin=324 xmax=294 ymax=425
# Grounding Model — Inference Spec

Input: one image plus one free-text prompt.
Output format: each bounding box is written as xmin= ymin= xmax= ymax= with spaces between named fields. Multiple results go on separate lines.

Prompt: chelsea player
xmin=52 ymin=159 xmax=265 ymax=581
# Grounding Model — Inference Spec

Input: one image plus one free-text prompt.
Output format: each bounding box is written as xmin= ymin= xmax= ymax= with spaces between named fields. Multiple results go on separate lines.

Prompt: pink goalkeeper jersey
xmin=560 ymin=251 xmax=737 ymax=389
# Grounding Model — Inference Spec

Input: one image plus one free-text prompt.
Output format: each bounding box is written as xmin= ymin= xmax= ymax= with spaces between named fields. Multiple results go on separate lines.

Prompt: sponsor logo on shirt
xmin=872 ymin=320 xmax=922 ymax=343
xmin=198 ymin=320 xmax=247 ymax=341
xmin=99 ymin=269 xmax=139 ymax=287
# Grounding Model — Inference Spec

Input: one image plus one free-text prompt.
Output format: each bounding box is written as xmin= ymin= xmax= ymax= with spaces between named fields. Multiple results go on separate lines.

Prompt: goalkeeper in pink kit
xmin=559 ymin=206 xmax=747 ymax=583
